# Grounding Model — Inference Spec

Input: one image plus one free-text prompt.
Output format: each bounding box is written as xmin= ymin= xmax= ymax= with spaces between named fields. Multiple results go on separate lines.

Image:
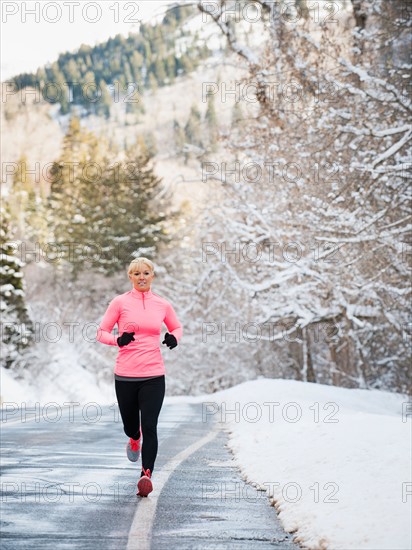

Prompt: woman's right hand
xmin=117 ymin=332 xmax=135 ymax=347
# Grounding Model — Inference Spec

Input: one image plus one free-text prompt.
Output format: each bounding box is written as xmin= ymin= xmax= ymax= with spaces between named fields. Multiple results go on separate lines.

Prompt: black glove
xmin=117 ymin=331 xmax=135 ymax=347
xmin=162 ymin=332 xmax=177 ymax=349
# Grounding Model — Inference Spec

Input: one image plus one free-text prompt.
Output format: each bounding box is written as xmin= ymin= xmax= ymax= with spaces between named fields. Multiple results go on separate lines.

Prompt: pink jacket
xmin=96 ymin=287 xmax=182 ymax=377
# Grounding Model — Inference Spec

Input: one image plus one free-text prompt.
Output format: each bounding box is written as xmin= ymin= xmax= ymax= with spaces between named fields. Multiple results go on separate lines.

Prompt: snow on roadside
xmin=0 ymin=342 xmax=115 ymax=409
xmin=172 ymin=378 xmax=411 ymax=550
xmin=0 ymin=367 xmax=33 ymax=406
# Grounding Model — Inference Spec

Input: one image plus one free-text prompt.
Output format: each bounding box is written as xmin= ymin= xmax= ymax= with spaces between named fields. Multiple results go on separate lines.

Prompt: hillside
xmin=8 ymin=4 xmax=210 ymax=115
xmin=1 ymin=50 xmax=248 ymax=208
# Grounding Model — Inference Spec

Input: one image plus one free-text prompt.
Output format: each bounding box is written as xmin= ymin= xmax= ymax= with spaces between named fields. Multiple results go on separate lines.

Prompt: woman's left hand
xmin=162 ymin=332 xmax=178 ymax=349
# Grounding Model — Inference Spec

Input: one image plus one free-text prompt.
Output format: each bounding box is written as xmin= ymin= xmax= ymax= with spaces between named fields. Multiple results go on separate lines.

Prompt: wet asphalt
xmin=0 ymin=401 xmax=299 ymax=549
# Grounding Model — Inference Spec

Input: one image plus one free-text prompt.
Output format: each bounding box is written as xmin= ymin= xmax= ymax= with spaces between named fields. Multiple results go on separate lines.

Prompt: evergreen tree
xmin=141 ymin=131 xmax=158 ymax=158
xmin=179 ymin=54 xmax=194 ymax=74
xmin=93 ymin=147 xmax=167 ymax=275
xmin=130 ymin=51 xmax=144 ymax=82
xmin=36 ymin=67 xmax=47 ymax=88
xmin=165 ymin=56 xmax=177 ymax=83
xmin=66 ymin=58 xmax=81 ymax=81
xmin=148 ymin=72 xmax=158 ymax=93
xmin=144 ymin=41 xmax=152 ymax=65
xmin=8 ymin=156 xmax=50 ymax=244
xmin=205 ymin=93 xmax=219 ymax=151
xmin=7 ymin=155 xmax=31 ymax=238
xmin=47 ymin=118 xmax=167 ymax=277
xmin=125 ymin=92 xmax=145 ymax=119
xmin=153 ymin=58 xmax=167 ymax=85
xmin=47 ymin=116 xmax=98 ymax=278
xmin=83 ymin=70 xmax=98 ymax=110
xmin=184 ymin=104 xmax=203 ymax=148
xmin=25 ymin=186 xmax=49 ymax=245
xmin=231 ymin=101 xmax=243 ymax=128
xmin=96 ymin=79 xmax=112 ymax=119
xmin=173 ymin=119 xmax=186 ymax=154
xmin=0 ymin=204 xmax=33 ymax=368
xmin=122 ymin=60 xmax=133 ymax=86
xmin=48 ymin=62 xmax=70 ymax=114
xmin=109 ymin=56 xmax=121 ymax=75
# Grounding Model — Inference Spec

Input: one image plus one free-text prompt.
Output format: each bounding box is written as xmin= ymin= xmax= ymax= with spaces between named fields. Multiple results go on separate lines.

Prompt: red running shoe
xmin=137 ymin=469 xmax=153 ymax=497
xmin=126 ymin=430 xmax=142 ymax=462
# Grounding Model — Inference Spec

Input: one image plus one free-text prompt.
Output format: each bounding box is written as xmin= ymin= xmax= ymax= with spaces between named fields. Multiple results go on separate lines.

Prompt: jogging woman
xmin=96 ymin=257 xmax=182 ymax=497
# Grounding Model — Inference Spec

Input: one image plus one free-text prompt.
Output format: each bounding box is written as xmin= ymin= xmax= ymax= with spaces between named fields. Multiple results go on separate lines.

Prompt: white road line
xmin=126 ymin=428 xmax=219 ymax=550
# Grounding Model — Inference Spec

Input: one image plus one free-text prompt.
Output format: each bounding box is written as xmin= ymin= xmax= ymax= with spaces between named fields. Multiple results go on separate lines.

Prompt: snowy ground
xmin=168 ymin=379 xmax=412 ymax=550
xmin=191 ymin=379 xmax=412 ymax=550
xmin=1 ymin=370 xmax=410 ymax=550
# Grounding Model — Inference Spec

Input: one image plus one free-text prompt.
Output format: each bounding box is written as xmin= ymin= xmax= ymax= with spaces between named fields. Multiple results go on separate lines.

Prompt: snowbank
xmin=0 ymin=367 xmax=32 ymax=406
xmin=185 ymin=379 xmax=411 ymax=550
xmin=0 ymin=359 xmax=115 ymax=408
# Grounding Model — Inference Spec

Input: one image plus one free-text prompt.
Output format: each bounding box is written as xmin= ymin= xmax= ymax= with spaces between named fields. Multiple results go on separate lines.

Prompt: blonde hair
xmin=127 ymin=257 xmax=155 ymax=275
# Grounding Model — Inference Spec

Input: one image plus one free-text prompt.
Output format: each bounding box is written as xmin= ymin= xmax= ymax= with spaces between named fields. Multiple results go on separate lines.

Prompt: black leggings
xmin=114 ymin=375 xmax=165 ymax=473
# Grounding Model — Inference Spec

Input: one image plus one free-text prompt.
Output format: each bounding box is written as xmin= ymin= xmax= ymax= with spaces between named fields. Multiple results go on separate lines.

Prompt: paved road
xmin=1 ymin=401 xmax=299 ymax=549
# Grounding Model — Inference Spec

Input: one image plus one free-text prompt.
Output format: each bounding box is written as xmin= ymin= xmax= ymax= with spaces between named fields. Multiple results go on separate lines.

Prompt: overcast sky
xmin=1 ymin=1 xmax=176 ymax=80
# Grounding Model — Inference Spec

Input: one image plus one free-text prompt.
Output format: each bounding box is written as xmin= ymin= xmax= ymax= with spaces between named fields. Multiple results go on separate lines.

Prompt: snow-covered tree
xmin=0 ymin=204 xmax=33 ymax=368
xmin=193 ymin=0 xmax=411 ymax=392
